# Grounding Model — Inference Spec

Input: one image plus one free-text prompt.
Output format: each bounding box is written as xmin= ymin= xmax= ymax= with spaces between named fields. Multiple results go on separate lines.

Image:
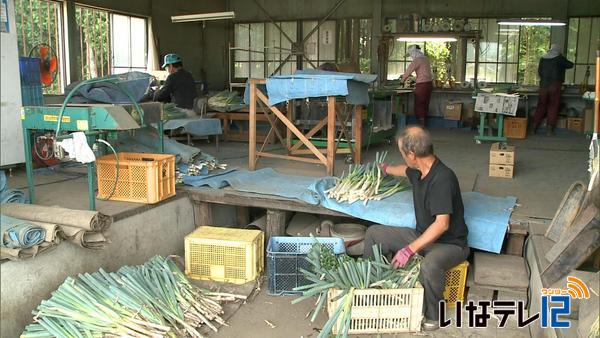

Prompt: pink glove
xmin=392 ymin=246 xmax=414 ymax=269
xmin=379 ymin=163 xmax=390 ymax=176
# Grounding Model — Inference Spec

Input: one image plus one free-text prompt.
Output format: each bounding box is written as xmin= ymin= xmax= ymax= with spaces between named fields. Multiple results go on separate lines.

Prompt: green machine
xmin=22 ymin=77 xmax=165 ymax=210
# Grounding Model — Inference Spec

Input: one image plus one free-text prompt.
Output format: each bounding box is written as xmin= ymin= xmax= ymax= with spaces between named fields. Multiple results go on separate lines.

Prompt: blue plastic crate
xmin=267 ymin=236 xmax=345 ymax=296
xmin=443 ymin=119 xmax=462 ymax=129
xmin=19 ymin=57 xmax=42 ymax=86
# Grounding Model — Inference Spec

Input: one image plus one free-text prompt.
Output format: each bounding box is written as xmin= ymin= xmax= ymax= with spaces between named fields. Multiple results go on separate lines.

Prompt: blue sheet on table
xmin=163 ymin=118 xmax=222 ymax=137
xmin=183 ymin=169 xmax=515 ymax=253
xmin=243 ymin=70 xmax=377 ymax=106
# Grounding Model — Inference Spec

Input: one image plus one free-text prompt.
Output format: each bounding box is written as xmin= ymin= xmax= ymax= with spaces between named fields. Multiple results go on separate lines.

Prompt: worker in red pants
xmin=401 ymin=45 xmax=433 ymax=127
xmin=532 ymin=44 xmax=573 ymax=135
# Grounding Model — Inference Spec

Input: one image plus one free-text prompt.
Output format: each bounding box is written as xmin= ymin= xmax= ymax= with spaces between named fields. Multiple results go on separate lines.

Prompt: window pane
xmin=250 ymin=23 xmax=264 ymax=61
xmin=565 ymin=67 xmax=575 ymax=84
xmin=112 ymin=14 xmax=131 ymax=68
xmin=303 ymin=21 xmax=318 ymax=62
xmin=518 ymin=26 xmax=550 ymax=85
xmin=588 ymin=18 xmax=600 ymax=64
xmin=387 ymin=61 xmax=405 ymax=80
xmin=250 ymin=62 xmax=264 ymax=78
xmin=506 ymin=64 xmax=518 ymax=83
xmin=574 ymin=65 xmax=588 ymax=84
xmin=130 ymin=17 xmax=146 ymax=68
xmin=234 ymin=62 xmax=249 ymax=78
xmin=576 ymin=18 xmax=591 ymax=64
xmin=234 ymin=24 xmax=250 ymax=61
xmin=465 ymin=63 xmax=475 ymax=82
xmin=567 ymin=18 xmax=578 ymax=61
xmin=15 ymin=0 xmax=65 ymax=94
xmin=359 ymin=19 xmax=372 ymax=73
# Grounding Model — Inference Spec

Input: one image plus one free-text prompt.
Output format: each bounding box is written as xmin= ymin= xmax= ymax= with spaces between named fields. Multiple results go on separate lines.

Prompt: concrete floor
xmin=2 ymin=128 xmax=591 ymax=337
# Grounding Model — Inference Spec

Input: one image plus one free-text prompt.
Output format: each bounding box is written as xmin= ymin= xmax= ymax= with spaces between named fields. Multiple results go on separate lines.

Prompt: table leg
xmin=327 ymin=97 xmax=336 ymax=176
xmin=353 ymin=105 xmax=363 ymax=164
xmin=194 ymin=201 xmax=213 ymax=227
xmin=249 ymin=82 xmax=257 ymax=170
xmin=23 ymin=128 xmax=35 ymax=204
xmin=266 ymin=209 xmax=288 ymax=242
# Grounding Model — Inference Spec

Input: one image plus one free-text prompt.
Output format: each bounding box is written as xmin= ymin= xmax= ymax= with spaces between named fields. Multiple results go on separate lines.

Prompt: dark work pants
xmin=363 ymin=225 xmax=470 ymax=321
xmin=414 ymin=81 xmax=433 ymax=119
xmin=533 ymin=82 xmax=562 ymax=128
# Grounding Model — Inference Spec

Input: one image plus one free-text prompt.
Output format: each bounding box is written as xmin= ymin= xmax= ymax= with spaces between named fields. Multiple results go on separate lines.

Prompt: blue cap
xmin=162 ymin=53 xmax=182 ymax=69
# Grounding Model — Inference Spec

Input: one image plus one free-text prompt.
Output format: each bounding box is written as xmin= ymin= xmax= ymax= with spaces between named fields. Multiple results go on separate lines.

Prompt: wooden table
xmin=214 ymin=111 xmax=276 ymax=144
xmin=187 ymin=187 xmax=348 ymax=242
xmin=248 ymin=79 xmax=363 ymax=176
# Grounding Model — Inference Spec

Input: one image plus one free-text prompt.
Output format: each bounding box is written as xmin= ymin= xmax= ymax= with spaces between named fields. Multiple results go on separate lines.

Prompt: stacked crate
xmin=489 ymin=142 xmax=515 ymax=178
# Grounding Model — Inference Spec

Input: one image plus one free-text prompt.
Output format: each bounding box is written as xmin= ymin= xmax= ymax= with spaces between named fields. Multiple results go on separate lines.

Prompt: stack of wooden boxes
xmin=489 ymin=142 xmax=515 ymax=178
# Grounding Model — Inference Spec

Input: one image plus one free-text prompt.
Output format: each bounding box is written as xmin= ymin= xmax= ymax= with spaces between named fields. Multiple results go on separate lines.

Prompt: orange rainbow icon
xmin=565 ymin=276 xmax=590 ymax=299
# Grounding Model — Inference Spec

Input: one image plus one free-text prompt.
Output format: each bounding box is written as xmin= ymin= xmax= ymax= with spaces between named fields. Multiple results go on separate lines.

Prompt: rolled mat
xmin=60 ymin=225 xmax=109 ymax=250
xmin=1 ymin=215 xmax=46 ymax=248
xmin=0 ymin=241 xmax=57 ymax=261
xmin=0 ymin=204 xmax=112 ymax=231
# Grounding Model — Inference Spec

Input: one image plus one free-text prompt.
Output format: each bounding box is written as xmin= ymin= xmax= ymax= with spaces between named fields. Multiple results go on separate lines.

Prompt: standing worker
xmin=401 ymin=45 xmax=434 ymax=127
xmin=363 ymin=126 xmax=470 ymax=331
xmin=532 ymin=44 xmax=574 ymax=135
xmin=154 ymin=53 xmax=197 ymax=117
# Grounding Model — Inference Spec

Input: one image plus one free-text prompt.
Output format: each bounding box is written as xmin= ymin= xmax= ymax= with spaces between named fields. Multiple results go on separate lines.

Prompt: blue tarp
xmin=115 ymin=127 xmax=200 ymax=164
xmin=0 ymin=171 xmax=28 ymax=204
xmin=244 ymin=70 xmax=377 ymax=106
xmin=0 ymin=215 xmax=45 ymax=249
xmin=66 ymin=72 xmax=152 ymax=104
xmin=183 ymin=169 xmax=516 ymax=253
xmin=163 ymin=118 xmax=222 ymax=137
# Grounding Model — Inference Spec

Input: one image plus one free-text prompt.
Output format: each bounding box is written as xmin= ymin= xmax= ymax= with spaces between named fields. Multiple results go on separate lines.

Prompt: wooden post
xmin=236 ymin=206 xmax=250 ymax=227
xmin=286 ymin=100 xmax=293 ymax=151
xmin=353 ymin=105 xmax=363 ymax=164
xmin=327 ymin=96 xmax=336 ymax=176
xmin=249 ymin=80 xmax=257 ymax=170
xmin=266 ymin=209 xmax=288 ymax=242
xmin=194 ymin=201 xmax=213 ymax=227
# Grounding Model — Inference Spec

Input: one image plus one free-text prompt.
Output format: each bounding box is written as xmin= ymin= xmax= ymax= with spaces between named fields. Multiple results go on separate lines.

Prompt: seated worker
xmin=318 ymin=62 xmax=339 ymax=72
xmin=363 ymin=126 xmax=469 ymax=331
xmin=154 ymin=53 xmax=197 ymax=116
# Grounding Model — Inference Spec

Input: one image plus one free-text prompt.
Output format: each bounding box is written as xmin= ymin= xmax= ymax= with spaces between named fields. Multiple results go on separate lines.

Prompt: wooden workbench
xmin=247 ymin=79 xmax=363 ymax=176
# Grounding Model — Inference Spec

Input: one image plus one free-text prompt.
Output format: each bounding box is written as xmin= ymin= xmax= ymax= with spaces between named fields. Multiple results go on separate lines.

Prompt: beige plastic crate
xmin=327 ymin=286 xmax=424 ymax=334
xmin=185 ymin=226 xmax=264 ymax=284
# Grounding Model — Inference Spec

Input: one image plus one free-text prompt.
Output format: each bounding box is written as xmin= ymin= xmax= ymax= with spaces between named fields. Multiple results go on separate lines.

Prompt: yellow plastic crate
xmin=96 ymin=152 xmax=176 ymax=204
xmin=327 ymin=286 xmax=424 ymax=334
xmin=444 ymin=261 xmax=469 ymax=306
xmin=185 ymin=226 xmax=264 ymax=284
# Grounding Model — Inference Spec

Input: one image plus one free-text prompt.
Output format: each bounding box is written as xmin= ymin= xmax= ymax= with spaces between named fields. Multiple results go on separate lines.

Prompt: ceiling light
xmin=497 ymin=19 xmax=566 ymax=26
xmin=171 ymin=11 xmax=235 ymax=23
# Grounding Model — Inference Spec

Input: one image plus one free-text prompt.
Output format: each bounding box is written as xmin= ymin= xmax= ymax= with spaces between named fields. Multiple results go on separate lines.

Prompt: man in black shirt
xmin=154 ymin=53 xmax=197 ymax=113
xmin=363 ymin=126 xmax=469 ymax=330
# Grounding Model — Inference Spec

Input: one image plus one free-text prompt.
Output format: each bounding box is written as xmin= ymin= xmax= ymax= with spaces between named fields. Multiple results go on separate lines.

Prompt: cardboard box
xmin=444 ymin=102 xmax=462 ymax=120
xmin=584 ymin=108 xmax=593 ymax=133
xmin=475 ymin=93 xmax=519 ymax=116
xmin=567 ymin=117 xmax=584 ymax=133
xmin=503 ymin=117 xmax=527 ymax=139
xmin=556 ymin=117 xmax=568 ymax=129
xmin=462 ymin=103 xmax=475 ymax=121
xmin=489 ymin=164 xmax=514 ymax=178
xmin=490 ymin=142 xmax=515 ymax=165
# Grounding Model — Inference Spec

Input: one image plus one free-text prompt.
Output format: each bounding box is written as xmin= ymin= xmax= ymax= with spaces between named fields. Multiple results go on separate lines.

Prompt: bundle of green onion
xmin=292 ymin=242 xmax=422 ymax=338
xmin=326 ymin=151 xmax=408 ymax=205
xmin=21 ymin=256 xmax=244 ymax=338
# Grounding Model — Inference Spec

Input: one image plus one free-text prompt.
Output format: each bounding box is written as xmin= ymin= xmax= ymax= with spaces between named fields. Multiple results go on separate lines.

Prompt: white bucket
xmin=329 ymin=223 xmax=367 ymax=256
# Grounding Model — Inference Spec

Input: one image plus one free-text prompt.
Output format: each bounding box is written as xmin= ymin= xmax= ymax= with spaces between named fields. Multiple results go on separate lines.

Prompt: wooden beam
xmin=286 ymin=100 xmax=294 ymax=150
xmin=249 ymin=81 xmax=257 ymax=170
xmin=187 ymin=187 xmax=348 ymax=217
xmin=289 ymin=118 xmax=328 ymax=152
xmin=256 ymin=151 xmax=323 ymax=164
xmin=290 ymin=148 xmax=351 ymax=155
xmin=353 ymin=105 xmax=363 ymax=164
xmin=256 ymin=90 xmax=327 ymax=164
xmin=327 ymin=96 xmax=336 ymax=176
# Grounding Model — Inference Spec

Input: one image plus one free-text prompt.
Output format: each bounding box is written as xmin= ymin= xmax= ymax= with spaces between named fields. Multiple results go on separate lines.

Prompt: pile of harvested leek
xmin=21 ymin=256 xmax=245 ymax=338
xmin=292 ymin=242 xmax=422 ymax=338
xmin=326 ymin=151 xmax=408 ymax=205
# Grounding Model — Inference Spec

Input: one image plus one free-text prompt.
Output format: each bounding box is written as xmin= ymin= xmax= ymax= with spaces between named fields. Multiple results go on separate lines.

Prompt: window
xmin=111 ymin=14 xmax=147 ymax=74
xmin=566 ymin=17 xmax=599 ymax=85
xmin=265 ymin=21 xmax=297 ymax=76
xmin=465 ymin=18 xmax=550 ymax=85
xmin=75 ymin=6 xmax=147 ymax=79
xmin=234 ymin=23 xmax=265 ymax=79
xmin=302 ymin=20 xmax=336 ymax=69
xmin=387 ymin=41 xmax=452 ymax=81
xmin=15 ymin=0 xmax=65 ymax=94
xmin=337 ymin=19 xmax=372 ymax=73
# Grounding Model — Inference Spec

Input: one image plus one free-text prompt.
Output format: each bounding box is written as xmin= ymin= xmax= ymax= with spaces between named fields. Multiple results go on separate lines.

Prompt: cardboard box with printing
xmin=489 ymin=164 xmax=514 ymax=178
xmin=489 ymin=142 xmax=515 ymax=165
xmin=444 ymin=102 xmax=462 ymax=120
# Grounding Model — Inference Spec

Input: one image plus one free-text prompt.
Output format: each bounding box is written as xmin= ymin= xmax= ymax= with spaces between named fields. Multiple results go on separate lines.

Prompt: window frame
xmin=565 ymin=16 xmax=599 ymax=85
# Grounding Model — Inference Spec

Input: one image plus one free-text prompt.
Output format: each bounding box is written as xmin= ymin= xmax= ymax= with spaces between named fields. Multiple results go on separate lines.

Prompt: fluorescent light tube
xmin=172 ymin=11 xmax=235 ymax=23
xmin=396 ymin=36 xmax=458 ymax=42
xmin=497 ymin=19 xmax=565 ymax=26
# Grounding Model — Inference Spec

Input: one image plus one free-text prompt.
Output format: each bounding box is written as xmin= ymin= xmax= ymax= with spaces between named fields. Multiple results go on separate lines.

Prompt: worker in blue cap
xmin=154 ymin=53 xmax=197 ymax=114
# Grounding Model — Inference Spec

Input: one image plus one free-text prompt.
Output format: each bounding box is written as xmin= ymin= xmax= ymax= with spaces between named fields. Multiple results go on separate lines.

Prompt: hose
xmin=96 ymin=139 xmax=119 ymax=201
